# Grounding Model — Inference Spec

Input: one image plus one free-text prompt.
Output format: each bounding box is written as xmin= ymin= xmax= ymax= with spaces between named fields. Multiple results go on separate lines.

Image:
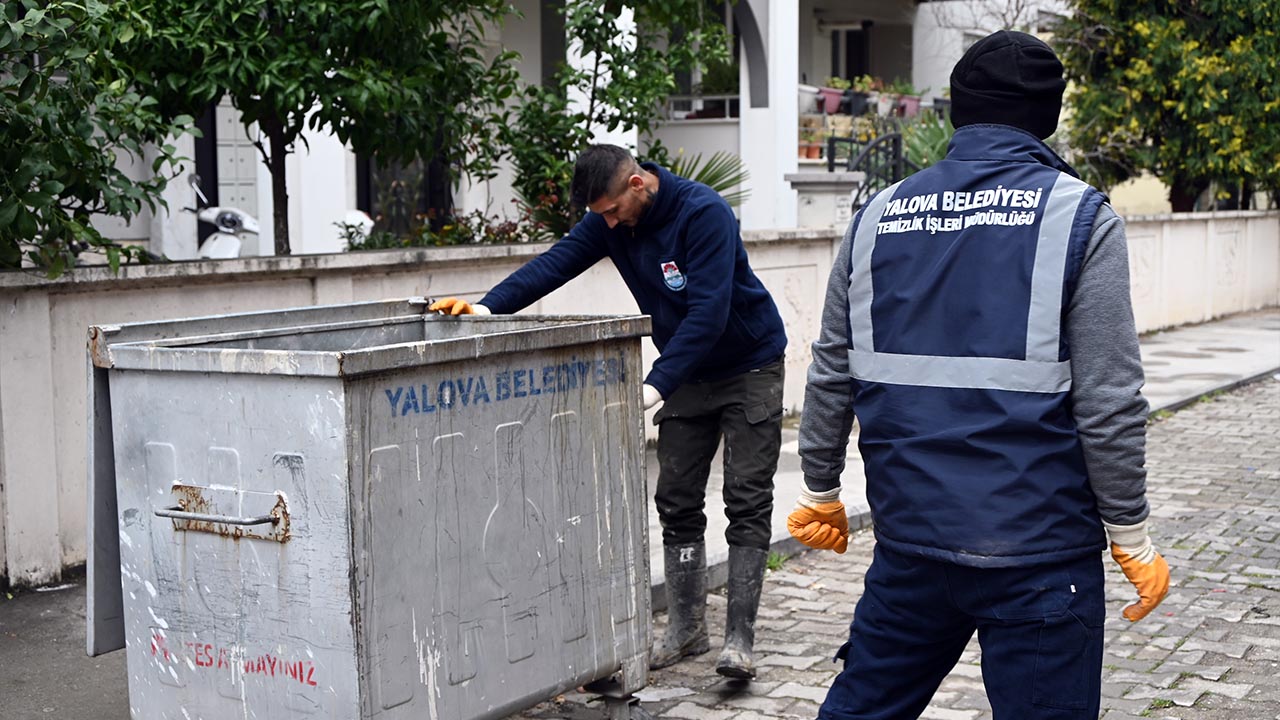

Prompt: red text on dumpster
xmin=150 ymin=630 xmax=318 ymax=687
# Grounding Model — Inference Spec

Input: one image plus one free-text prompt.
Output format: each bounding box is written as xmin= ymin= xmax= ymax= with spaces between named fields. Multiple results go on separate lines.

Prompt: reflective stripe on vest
xmin=846 ymin=173 xmax=1089 ymax=393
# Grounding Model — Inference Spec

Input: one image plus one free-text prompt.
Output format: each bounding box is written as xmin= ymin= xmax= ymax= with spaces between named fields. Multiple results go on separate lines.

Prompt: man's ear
xmin=627 ymin=173 xmax=645 ymax=192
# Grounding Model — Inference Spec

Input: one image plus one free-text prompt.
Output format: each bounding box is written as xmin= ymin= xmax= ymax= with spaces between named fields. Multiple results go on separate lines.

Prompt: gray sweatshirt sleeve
xmin=1066 ymin=203 xmax=1151 ymax=525
xmin=797 ymin=223 xmax=858 ymax=492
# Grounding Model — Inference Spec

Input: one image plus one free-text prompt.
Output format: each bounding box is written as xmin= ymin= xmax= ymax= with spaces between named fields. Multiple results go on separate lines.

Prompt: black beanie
xmin=949 ymin=30 xmax=1065 ymax=139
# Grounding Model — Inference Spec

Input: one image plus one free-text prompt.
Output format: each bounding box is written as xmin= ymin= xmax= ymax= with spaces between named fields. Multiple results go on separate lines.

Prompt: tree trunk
xmin=264 ymin=119 xmax=291 ymax=255
xmin=1168 ymin=178 xmax=1203 ymax=213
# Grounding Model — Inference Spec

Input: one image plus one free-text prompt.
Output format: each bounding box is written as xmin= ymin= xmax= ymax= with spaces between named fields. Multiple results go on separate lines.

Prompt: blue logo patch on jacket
xmin=660 ymin=261 xmax=686 ymax=290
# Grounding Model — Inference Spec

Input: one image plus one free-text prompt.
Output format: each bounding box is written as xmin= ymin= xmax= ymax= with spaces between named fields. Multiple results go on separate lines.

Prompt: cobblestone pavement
xmin=522 ymin=376 xmax=1280 ymax=720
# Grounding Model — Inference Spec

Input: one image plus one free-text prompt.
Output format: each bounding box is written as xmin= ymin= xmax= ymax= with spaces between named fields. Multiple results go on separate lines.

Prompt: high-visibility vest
xmin=846 ymin=124 xmax=1107 ymax=567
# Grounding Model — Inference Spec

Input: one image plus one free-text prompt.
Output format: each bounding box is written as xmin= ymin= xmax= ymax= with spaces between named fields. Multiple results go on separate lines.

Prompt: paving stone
xmin=1107 ymin=670 xmax=1181 ymax=688
xmin=766 ymin=682 xmax=830 ymax=704
xmin=785 ymin=620 xmax=851 ymax=636
xmin=753 ymin=641 xmax=815 ymax=656
xmin=1164 ymin=650 xmax=1208 ymax=666
xmin=780 ymin=699 xmax=823 ymax=719
xmin=1174 ymin=676 xmax=1255 ymax=700
xmin=766 ymin=586 xmax=823 ymax=602
xmin=664 ymin=702 xmax=739 ymax=720
xmin=779 ymin=599 xmax=836 ymax=612
xmin=633 ymin=686 xmax=698 ymax=702
xmin=756 ymin=654 xmax=824 ymax=670
xmin=715 ymin=693 xmax=793 ymax=716
xmin=1179 ymin=638 xmax=1252 ymax=658
xmin=728 ymin=711 xmax=776 ymax=720
xmin=766 ymin=571 xmax=822 ymax=588
xmin=919 ymin=707 xmax=980 ymax=719
xmin=1152 ymin=663 xmax=1231 ymax=681
xmin=1123 ymin=684 xmax=1206 ymax=707
xmin=1101 ymin=694 xmax=1156 ymax=714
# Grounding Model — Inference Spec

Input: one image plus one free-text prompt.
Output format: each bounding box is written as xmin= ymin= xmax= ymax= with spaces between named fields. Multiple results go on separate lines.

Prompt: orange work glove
xmin=428 ymin=297 xmax=490 ymax=316
xmin=787 ymin=487 xmax=849 ymax=554
xmin=1105 ymin=520 xmax=1171 ymax=622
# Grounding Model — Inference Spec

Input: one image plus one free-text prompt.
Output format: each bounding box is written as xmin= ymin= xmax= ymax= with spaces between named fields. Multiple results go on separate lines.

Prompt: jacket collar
xmin=635 ymin=163 xmax=679 ymax=229
xmin=945 ymin=124 xmax=1080 ymax=178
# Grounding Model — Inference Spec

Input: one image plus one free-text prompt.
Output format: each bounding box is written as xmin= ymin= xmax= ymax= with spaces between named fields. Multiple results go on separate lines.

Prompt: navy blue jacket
xmin=804 ymin=125 xmax=1109 ymax=567
xmin=480 ymin=164 xmax=786 ymax=397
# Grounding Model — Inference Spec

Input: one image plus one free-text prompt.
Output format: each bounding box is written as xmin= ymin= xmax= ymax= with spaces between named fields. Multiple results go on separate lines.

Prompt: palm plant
xmin=901 ymin=110 xmax=955 ymax=170
xmin=667 ymin=151 xmax=751 ymax=206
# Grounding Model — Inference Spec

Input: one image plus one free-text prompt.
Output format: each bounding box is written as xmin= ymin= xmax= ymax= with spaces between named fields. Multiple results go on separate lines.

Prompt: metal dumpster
xmin=86 ymin=298 xmax=652 ymax=719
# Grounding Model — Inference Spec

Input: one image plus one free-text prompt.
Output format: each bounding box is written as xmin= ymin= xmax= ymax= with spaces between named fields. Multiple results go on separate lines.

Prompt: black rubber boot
xmin=650 ymin=542 xmax=711 ymax=669
xmin=715 ymin=545 xmax=768 ymax=679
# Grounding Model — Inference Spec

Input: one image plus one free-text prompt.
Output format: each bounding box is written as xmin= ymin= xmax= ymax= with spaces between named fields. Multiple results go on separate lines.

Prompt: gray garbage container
xmin=86 ymin=298 xmax=652 ymax=720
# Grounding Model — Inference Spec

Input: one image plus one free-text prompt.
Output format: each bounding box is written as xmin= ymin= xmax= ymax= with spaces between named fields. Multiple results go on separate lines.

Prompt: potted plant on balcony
xmin=819 ymin=76 xmax=851 ymax=114
xmin=799 ymin=127 xmax=823 ymax=159
xmin=889 ymin=78 xmax=925 ymax=117
xmin=689 ymin=57 xmax=740 ymax=118
xmin=845 ymin=74 xmax=878 ymax=116
xmin=870 ymin=76 xmax=896 ymax=116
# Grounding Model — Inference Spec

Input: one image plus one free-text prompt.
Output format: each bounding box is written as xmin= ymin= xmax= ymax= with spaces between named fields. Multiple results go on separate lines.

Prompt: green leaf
xmin=22 ymin=7 xmax=46 ymax=27
xmin=22 ymin=191 xmax=53 ymax=207
xmin=0 ymin=201 xmax=18 ymax=227
xmin=16 ymin=70 xmax=38 ymax=102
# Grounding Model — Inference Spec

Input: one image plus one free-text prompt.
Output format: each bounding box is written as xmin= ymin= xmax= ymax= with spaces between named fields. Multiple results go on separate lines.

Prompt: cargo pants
xmin=652 ymin=358 xmax=785 ymax=550
xmin=819 ymin=542 xmax=1106 ymax=720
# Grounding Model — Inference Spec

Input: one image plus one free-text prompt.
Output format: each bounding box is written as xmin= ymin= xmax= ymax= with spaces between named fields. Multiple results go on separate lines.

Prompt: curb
xmin=1147 ymin=367 xmax=1280 ymax=416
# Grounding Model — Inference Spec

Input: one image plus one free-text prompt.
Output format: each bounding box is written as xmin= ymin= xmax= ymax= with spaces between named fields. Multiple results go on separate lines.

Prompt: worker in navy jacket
xmin=431 ymin=144 xmax=787 ymax=679
xmin=787 ymin=31 xmax=1171 ymax=719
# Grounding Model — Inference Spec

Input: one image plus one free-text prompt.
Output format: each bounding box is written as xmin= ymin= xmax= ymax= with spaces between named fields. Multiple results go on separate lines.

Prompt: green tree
xmin=1057 ymin=2 xmax=1280 ymax=211
xmin=0 ymin=0 xmax=196 ymax=276
xmin=501 ymin=0 xmax=731 ymax=241
xmin=115 ymin=0 xmax=521 ymax=254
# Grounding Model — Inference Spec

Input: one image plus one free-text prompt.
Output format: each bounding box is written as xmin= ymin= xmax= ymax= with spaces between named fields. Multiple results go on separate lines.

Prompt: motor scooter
xmin=185 ymin=174 xmax=259 ymax=259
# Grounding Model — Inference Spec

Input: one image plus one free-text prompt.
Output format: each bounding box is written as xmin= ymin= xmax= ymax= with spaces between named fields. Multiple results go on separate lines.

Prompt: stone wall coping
xmin=6 ymin=210 xmax=1274 ymax=292
xmin=0 ymin=228 xmax=841 ymax=293
xmin=784 ymin=172 xmax=865 ymax=185
xmin=1125 ymin=209 xmax=1280 ymax=223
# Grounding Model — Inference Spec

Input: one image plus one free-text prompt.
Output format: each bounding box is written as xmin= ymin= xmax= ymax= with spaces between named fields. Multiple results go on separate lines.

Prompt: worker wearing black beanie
xmin=794 ymin=24 xmax=1167 ymax=720
xmin=950 ymin=30 xmax=1066 ymax=139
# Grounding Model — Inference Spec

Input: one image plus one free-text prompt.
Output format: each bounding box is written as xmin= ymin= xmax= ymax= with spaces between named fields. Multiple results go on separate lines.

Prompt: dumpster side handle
xmin=153 ymin=506 xmax=278 ymax=526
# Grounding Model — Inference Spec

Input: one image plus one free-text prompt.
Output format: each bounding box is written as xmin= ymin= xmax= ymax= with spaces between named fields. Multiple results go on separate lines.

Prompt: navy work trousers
xmin=820 ymin=543 xmax=1105 ymax=720
xmin=653 ymin=358 xmax=784 ymax=550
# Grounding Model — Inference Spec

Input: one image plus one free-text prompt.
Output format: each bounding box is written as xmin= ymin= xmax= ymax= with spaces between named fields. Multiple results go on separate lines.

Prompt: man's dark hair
xmin=571 ymin=144 xmax=639 ymax=209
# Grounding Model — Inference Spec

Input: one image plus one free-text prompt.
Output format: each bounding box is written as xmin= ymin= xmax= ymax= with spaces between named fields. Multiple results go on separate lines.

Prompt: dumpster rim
xmin=94 ymin=314 xmax=653 ymax=377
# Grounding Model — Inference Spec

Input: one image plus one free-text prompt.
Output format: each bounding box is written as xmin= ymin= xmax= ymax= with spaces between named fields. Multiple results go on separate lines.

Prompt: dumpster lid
xmin=91 ymin=311 xmax=650 ymax=377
